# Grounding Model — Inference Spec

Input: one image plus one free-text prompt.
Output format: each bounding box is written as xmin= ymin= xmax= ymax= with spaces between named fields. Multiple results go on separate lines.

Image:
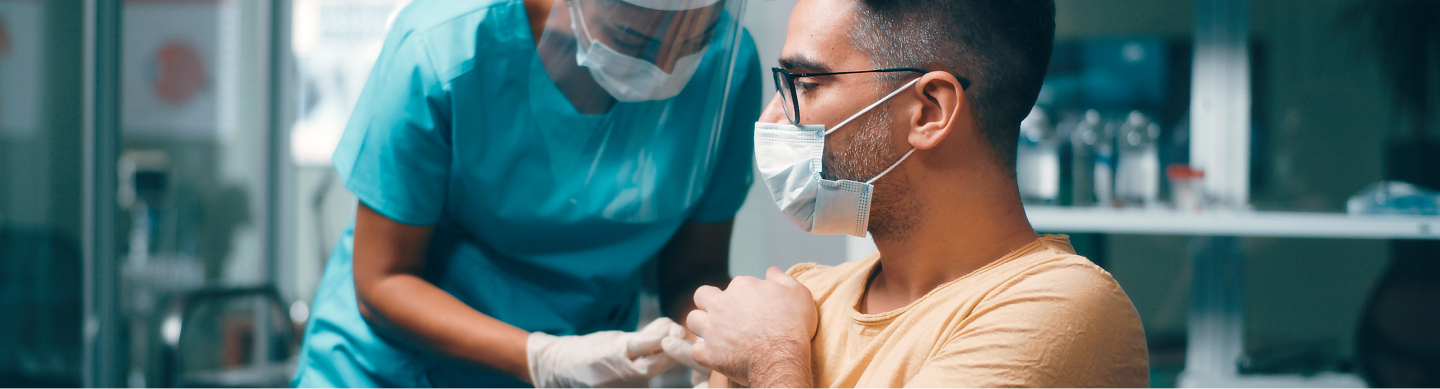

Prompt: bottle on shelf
xmin=1096 ymin=113 xmax=1118 ymax=206
xmin=1115 ymin=111 xmax=1161 ymax=207
xmin=1070 ymin=110 xmax=1106 ymax=207
xmin=1017 ymin=106 xmax=1060 ymax=205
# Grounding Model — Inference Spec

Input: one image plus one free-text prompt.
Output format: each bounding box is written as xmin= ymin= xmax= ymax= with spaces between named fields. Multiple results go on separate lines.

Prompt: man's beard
xmin=823 ymin=103 xmax=920 ymax=240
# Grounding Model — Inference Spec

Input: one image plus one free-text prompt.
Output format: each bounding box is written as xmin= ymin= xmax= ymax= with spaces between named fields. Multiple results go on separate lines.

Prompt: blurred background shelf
xmin=1026 ymin=205 xmax=1440 ymax=240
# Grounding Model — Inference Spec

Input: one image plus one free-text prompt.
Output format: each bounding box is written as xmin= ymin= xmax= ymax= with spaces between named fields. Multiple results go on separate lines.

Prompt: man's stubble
xmin=824 ymin=103 xmax=921 ymax=242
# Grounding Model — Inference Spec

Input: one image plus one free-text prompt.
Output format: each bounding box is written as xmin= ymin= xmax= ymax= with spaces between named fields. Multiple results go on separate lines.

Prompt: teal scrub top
xmin=290 ymin=0 xmax=763 ymax=387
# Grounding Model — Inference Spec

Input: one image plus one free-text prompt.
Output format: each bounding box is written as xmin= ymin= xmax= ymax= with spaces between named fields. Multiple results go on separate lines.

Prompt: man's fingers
xmin=766 ymin=266 xmax=802 ymax=287
xmin=693 ymin=285 xmax=722 ymax=311
xmin=685 ymin=309 xmax=711 ymax=339
xmin=689 ymin=336 xmax=713 ymax=368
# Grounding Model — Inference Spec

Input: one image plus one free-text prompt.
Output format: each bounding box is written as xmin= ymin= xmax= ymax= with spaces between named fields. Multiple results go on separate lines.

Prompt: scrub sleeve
xmin=333 ymin=32 xmax=452 ymax=226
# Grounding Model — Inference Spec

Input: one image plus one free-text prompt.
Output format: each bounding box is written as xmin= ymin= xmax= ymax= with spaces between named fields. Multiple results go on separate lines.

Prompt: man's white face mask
xmin=754 ymin=78 xmax=920 ymax=237
xmin=569 ymin=0 xmax=709 ymax=102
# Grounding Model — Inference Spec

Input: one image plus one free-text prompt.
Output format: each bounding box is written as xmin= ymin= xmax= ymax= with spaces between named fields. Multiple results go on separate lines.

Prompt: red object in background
xmin=155 ymin=41 xmax=206 ymax=105
xmin=222 ymin=314 xmax=255 ymax=368
xmin=1166 ymin=164 xmax=1204 ymax=180
xmin=1167 ymin=164 xmax=1205 ymax=211
xmin=0 ymin=16 xmax=12 ymax=54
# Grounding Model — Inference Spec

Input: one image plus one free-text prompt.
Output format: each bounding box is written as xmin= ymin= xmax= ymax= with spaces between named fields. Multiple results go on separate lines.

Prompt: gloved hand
xmin=527 ymin=317 xmax=682 ymax=388
xmin=660 ymin=326 xmax=712 ymax=387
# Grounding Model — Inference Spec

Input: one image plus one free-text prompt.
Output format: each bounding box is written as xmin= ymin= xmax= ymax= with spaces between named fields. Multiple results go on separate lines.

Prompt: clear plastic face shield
xmin=529 ymin=0 xmax=748 ymax=222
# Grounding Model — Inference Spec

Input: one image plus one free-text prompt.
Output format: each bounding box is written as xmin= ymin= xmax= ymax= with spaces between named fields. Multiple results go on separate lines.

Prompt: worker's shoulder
xmin=379 ymin=0 xmax=527 ymax=80
xmin=389 ymin=0 xmax=525 ymax=47
xmin=736 ymin=27 xmax=759 ymax=56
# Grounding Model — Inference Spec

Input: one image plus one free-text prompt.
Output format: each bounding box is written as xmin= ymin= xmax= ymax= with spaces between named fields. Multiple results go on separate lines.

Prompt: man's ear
xmin=907 ymin=71 xmax=967 ymax=150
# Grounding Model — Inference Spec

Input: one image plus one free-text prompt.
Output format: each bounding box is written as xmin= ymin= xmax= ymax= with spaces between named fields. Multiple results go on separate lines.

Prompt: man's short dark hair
xmin=848 ymin=0 xmax=1055 ymax=173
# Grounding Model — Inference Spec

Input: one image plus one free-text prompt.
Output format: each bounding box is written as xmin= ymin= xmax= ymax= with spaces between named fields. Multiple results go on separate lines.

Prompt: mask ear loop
xmin=824 ymin=77 xmax=923 ymax=136
xmin=866 ymin=148 xmax=916 ymax=184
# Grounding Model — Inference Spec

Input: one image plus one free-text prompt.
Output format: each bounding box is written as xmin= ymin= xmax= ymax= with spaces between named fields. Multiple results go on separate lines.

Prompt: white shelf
xmin=1025 ymin=205 xmax=1440 ymax=240
xmin=1177 ymin=372 xmax=1367 ymax=388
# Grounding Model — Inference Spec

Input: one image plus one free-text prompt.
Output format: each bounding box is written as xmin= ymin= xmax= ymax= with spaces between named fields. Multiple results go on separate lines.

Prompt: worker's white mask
xmin=754 ymin=78 xmax=920 ymax=237
xmin=570 ymin=0 xmax=707 ymax=102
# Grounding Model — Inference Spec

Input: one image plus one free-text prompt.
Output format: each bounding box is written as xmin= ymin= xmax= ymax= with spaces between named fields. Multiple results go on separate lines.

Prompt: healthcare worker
xmin=291 ymin=0 xmax=761 ymax=386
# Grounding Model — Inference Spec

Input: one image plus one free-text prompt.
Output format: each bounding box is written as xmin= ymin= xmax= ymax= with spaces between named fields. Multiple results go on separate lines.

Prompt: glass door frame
xmin=81 ymin=0 xmax=295 ymax=385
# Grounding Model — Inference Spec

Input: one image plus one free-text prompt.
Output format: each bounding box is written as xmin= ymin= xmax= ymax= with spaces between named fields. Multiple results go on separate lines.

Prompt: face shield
xmin=528 ymin=0 xmax=748 ymax=222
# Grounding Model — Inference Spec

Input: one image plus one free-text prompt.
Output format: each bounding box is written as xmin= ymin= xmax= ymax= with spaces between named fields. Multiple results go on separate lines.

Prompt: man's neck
xmin=862 ymin=171 xmax=1038 ymax=314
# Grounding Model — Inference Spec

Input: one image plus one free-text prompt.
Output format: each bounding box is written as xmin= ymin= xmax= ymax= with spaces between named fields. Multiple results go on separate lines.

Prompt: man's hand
xmin=677 ymin=267 xmax=818 ymax=387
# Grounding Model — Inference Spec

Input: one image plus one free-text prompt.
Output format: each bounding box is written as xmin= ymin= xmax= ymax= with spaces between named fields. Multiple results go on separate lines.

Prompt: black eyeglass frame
xmin=771 ymin=67 xmax=972 ymax=124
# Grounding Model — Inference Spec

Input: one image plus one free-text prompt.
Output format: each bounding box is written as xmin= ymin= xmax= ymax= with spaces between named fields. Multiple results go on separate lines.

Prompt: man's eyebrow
xmin=778 ymin=55 xmax=831 ymax=73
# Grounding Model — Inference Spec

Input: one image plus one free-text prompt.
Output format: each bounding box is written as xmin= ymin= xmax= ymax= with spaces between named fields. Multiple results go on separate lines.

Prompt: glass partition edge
xmin=82 ymin=0 xmax=123 ymax=386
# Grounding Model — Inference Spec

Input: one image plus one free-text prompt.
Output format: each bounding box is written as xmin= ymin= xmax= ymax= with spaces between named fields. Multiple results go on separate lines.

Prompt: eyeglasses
xmin=771 ymin=67 xmax=972 ymax=124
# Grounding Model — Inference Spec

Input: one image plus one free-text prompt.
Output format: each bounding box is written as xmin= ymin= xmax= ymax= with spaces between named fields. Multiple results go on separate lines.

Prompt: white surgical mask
xmin=570 ymin=0 xmax=707 ymax=102
xmin=755 ymin=78 xmax=920 ymax=237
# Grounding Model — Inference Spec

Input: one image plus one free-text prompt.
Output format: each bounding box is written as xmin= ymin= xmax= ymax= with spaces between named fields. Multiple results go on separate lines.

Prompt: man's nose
xmin=759 ymin=92 xmax=787 ymax=124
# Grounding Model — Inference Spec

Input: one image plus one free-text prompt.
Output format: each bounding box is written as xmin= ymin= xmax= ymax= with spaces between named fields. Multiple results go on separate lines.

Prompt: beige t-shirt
xmin=786 ymin=235 xmax=1149 ymax=387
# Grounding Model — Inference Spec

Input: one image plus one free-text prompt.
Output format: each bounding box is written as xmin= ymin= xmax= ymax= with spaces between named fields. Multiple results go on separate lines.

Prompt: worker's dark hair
xmin=848 ymin=0 xmax=1055 ymax=174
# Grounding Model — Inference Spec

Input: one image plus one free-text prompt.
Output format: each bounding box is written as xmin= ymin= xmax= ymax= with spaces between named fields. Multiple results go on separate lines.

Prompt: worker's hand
xmin=659 ymin=324 xmax=711 ymax=371
xmin=683 ymin=267 xmax=818 ymax=387
xmin=660 ymin=325 xmax=712 ymax=387
xmin=527 ymin=317 xmax=681 ymax=388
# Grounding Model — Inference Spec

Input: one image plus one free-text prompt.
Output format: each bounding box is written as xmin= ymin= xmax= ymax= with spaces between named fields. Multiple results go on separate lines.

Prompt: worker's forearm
xmin=661 ymin=272 xmax=729 ymax=326
xmin=357 ymin=273 xmax=532 ymax=383
xmin=658 ymin=220 xmax=734 ymax=327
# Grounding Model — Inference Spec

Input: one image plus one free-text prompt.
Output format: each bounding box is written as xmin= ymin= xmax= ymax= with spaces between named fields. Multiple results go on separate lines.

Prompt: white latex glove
xmin=660 ymin=326 xmax=712 ymax=387
xmin=527 ymin=317 xmax=682 ymax=388
xmin=659 ymin=328 xmax=711 ymax=377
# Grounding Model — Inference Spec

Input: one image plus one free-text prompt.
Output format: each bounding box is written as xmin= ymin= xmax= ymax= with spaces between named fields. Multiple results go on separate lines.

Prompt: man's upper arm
xmin=904 ymin=264 xmax=1149 ymax=388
